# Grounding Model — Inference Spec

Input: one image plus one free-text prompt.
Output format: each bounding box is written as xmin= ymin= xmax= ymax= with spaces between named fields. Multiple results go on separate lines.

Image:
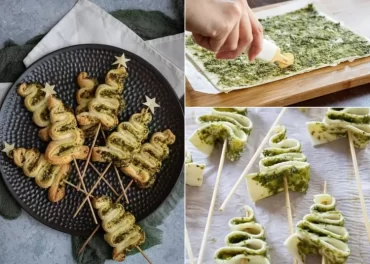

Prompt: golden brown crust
xmin=45 ymin=97 xmax=89 ymax=165
xmin=17 ymin=83 xmax=51 ymax=141
xmin=92 ymin=108 xmax=152 ymax=166
xmin=75 ymin=72 xmax=100 ymax=137
xmin=93 ymin=196 xmax=146 ymax=261
xmin=76 ymin=67 xmax=128 ymax=133
xmin=8 ymin=147 xmax=71 ymax=202
xmin=48 ymin=163 xmax=71 ymax=202
xmin=121 ymin=129 xmax=176 ymax=188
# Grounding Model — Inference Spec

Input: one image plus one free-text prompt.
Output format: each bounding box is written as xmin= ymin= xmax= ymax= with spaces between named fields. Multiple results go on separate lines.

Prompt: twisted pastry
xmin=7 ymin=147 xmax=71 ymax=202
xmin=45 ymin=97 xmax=89 ymax=165
xmin=93 ymin=196 xmax=145 ymax=261
xmin=214 ymin=206 xmax=270 ymax=264
xmin=246 ymin=125 xmax=310 ymax=202
xmin=76 ymin=67 xmax=128 ymax=133
xmin=17 ymin=83 xmax=50 ymax=141
xmin=307 ymin=108 xmax=370 ymax=148
xmin=121 ymin=129 xmax=176 ymax=188
xmin=75 ymin=72 xmax=100 ymax=137
xmin=189 ymin=108 xmax=253 ymax=161
xmin=92 ymin=108 xmax=152 ymax=167
xmin=284 ymin=194 xmax=350 ymax=264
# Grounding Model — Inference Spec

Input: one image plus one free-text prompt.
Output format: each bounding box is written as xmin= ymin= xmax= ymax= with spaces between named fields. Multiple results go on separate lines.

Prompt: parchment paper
xmin=185 ymin=0 xmax=370 ymax=94
xmin=186 ymin=107 xmax=370 ymax=264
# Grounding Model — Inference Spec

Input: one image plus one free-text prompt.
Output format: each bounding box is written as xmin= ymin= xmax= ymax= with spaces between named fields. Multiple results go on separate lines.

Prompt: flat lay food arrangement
xmin=0 ymin=45 xmax=184 ymax=263
xmin=3 ymin=0 xmax=370 ymax=263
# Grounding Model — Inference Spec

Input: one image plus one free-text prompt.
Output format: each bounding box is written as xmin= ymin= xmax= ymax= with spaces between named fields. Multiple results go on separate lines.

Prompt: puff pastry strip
xmin=189 ymin=108 xmax=252 ymax=161
xmin=284 ymin=194 xmax=350 ymax=264
xmin=17 ymin=83 xmax=51 ymax=141
xmin=45 ymin=97 xmax=89 ymax=165
xmin=245 ymin=125 xmax=310 ymax=202
xmin=7 ymin=147 xmax=71 ymax=202
xmin=307 ymin=108 xmax=370 ymax=148
xmin=121 ymin=129 xmax=176 ymax=188
xmin=214 ymin=206 xmax=270 ymax=264
xmin=92 ymin=108 xmax=152 ymax=167
xmin=93 ymin=196 xmax=145 ymax=261
xmin=76 ymin=67 xmax=128 ymax=133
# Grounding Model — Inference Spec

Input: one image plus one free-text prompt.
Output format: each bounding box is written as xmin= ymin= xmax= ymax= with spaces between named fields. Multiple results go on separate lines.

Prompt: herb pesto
xmin=186 ymin=4 xmax=370 ymax=88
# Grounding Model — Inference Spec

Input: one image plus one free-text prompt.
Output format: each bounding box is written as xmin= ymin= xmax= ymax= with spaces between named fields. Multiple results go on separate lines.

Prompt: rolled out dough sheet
xmin=185 ymin=0 xmax=370 ymax=93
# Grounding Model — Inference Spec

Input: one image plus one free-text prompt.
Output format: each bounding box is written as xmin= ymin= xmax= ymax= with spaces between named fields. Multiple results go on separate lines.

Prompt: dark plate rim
xmin=0 ymin=43 xmax=184 ymax=235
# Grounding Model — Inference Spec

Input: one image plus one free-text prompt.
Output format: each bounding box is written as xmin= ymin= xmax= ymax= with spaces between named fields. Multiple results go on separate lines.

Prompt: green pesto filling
xmin=252 ymin=166 xmax=309 ymax=195
xmin=186 ymin=4 xmax=370 ymax=88
xmin=214 ymin=107 xmax=248 ymax=115
xmin=197 ymin=125 xmax=245 ymax=161
xmin=327 ymin=112 xmax=370 ymax=124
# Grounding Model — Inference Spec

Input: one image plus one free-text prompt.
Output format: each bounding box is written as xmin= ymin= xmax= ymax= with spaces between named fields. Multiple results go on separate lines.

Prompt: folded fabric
xmin=23 ymin=0 xmax=184 ymax=97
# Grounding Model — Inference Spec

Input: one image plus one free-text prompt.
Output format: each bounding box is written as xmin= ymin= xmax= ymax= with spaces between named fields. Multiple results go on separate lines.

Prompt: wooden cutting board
xmin=186 ymin=0 xmax=370 ymax=107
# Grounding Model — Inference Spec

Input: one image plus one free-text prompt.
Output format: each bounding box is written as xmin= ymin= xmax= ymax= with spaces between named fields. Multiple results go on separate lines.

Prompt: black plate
xmin=0 ymin=44 xmax=184 ymax=235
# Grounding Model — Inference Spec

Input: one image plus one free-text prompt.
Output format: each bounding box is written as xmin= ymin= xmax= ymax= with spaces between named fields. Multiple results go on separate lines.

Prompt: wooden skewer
xmin=136 ymin=245 xmax=153 ymax=264
xmin=241 ymin=259 xmax=248 ymax=264
xmin=322 ymin=180 xmax=327 ymax=264
xmin=73 ymin=162 xmax=112 ymax=218
xmin=284 ymin=177 xmax=296 ymax=264
xmin=73 ymin=157 xmax=98 ymax=224
xmin=348 ymin=132 xmax=370 ymax=241
xmin=89 ymin=162 xmax=119 ymax=196
xmin=77 ymin=187 xmax=151 ymax=264
xmin=197 ymin=140 xmax=227 ymax=264
xmin=284 ymin=177 xmax=294 ymax=236
xmin=114 ymin=166 xmax=129 ymax=203
xmin=101 ymin=130 xmax=130 ymax=202
xmin=185 ymin=226 xmax=195 ymax=264
xmin=77 ymin=122 xmax=102 ymax=189
xmin=219 ymin=108 xmax=287 ymax=211
xmin=64 ymin=180 xmax=94 ymax=197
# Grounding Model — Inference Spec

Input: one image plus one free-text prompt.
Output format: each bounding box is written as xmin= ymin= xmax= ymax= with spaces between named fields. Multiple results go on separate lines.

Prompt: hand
xmin=186 ymin=0 xmax=264 ymax=60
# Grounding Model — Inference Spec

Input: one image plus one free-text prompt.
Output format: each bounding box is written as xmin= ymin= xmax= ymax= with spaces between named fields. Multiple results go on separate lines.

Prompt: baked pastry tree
xmin=17 ymin=82 xmax=56 ymax=141
xmin=2 ymin=143 xmax=71 ymax=202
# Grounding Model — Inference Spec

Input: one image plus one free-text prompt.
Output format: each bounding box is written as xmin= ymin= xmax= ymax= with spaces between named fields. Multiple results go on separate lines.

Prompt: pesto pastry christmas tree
xmin=2 ymin=142 xmax=71 ymax=202
xmin=307 ymin=108 xmax=370 ymax=148
xmin=189 ymin=108 xmax=253 ymax=161
xmin=245 ymin=125 xmax=310 ymax=202
xmin=76 ymin=54 xmax=129 ymax=136
xmin=284 ymin=193 xmax=350 ymax=264
xmin=17 ymin=82 xmax=56 ymax=141
xmin=214 ymin=206 xmax=270 ymax=264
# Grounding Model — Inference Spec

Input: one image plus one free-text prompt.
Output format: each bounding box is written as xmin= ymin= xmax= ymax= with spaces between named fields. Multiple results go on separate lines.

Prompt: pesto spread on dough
xmin=186 ymin=4 xmax=370 ymax=88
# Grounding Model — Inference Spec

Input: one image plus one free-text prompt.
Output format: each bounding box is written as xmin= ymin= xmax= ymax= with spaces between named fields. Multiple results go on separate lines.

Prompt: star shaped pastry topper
xmin=2 ymin=141 xmax=15 ymax=156
xmin=112 ymin=53 xmax=130 ymax=68
xmin=143 ymin=96 xmax=160 ymax=114
xmin=41 ymin=83 xmax=56 ymax=98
